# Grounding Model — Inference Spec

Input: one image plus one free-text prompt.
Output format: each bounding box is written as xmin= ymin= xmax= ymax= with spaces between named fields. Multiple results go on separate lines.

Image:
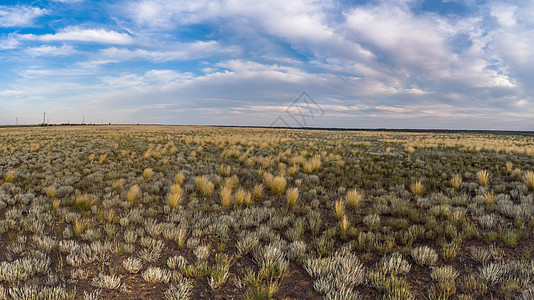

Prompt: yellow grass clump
xmin=483 ymin=191 xmax=495 ymax=205
xmin=410 ymin=181 xmax=423 ymax=196
xmin=52 ymin=199 xmax=61 ymax=210
xmin=346 ymin=189 xmax=362 ymax=208
xmin=104 ymin=209 xmax=115 ymax=223
xmin=220 ymin=186 xmax=232 ymax=208
xmin=224 ymin=174 xmax=239 ymax=190
xmin=286 ymin=187 xmax=299 ymax=208
xmin=450 ymin=175 xmax=462 ymax=191
xmin=263 ymin=172 xmax=274 ymax=188
xmin=127 ymin=185 xmax=139 ymax=203
xmin=334 ymin=199 xmax=345 ymax=220
xmin=252 ymin=184 xmax=263 ymax=200
xmin=74 ymin=218 xmax=88 ymax=237
xmin=176 ymin=227 xmax=188 ymax=248
xmin=340 ymin=215 xmax=349 ymax=234
xmin=271 ymin=176 xmax=287 ymax=195
xmin=234 ymin=188 xmax=251 ymax=206
xmin=263 ymin=172 xmax=286 ymax=194
xmin=4 ymin=170 xmax=15 ymax=183
xmin=303 ymin=156 xmax=321 ymax=174
xmin=288 ymin=165 xmax=299 ymax=176
xmin=219 ymin=165 xmax=231 ymax=177
xmin=143 ymin=168 xmax=154 ymax=180
xmin=44 ymin=186 xmax=57 ymax=198
xmin=477 ymin=170 xmax=489 ymax=186
xmin=112 ymin=179 xmax=125 ymax=191
xmin=175 ymin=172 xmax=185 ymax=185
xmin=167 ymin=184 xmax=183 ymax=209
xmin=75 ymin=194 xmax=96 ymax=211
xmin=505 ymin=162 xmax=513 ymax=174
xmin=523 ymin=171 xmax=534 ymax=190
xmin=195 ymin=176 xmax=214 ymax=197
xmin=98 ymin=154 xmax=107 ymax=165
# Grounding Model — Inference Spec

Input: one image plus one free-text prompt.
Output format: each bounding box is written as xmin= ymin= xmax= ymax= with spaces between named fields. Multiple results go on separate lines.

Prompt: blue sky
xmin=0 ymin=0 xmax=533 ymax=129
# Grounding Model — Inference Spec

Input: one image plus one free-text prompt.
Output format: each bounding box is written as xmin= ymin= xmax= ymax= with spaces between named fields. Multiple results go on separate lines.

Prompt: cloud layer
xmin=0 ymin=0 xmax=532 ymax=129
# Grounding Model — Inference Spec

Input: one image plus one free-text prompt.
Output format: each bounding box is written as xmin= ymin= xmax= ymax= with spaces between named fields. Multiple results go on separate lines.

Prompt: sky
xmin=0 ymin=0 xmax=533 ymax=130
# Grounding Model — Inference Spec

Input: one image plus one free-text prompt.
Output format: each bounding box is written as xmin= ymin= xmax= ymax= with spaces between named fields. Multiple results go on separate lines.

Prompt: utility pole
xmin=43 ymin=112 xmax=46 ymax=125
xmin=83 ymin=116 xmax=85 ymax=124
xmin=16 ymin=117 xmax=18 ymax=126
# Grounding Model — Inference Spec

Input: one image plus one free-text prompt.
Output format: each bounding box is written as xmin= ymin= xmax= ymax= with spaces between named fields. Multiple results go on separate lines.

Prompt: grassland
xmin=0 ymin=125 xmax=533 ymax=299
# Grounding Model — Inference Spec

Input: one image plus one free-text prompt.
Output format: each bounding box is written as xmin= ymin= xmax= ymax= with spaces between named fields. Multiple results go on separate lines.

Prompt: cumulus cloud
xmin=0 ymin=5 xmax=47 ymax=27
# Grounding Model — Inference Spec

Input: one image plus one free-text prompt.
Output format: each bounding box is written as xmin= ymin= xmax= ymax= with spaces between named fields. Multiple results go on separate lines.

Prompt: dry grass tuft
xmin=483 ymin=191 xmax=495 ymax=205
xmin=167 ymin=184 xmax=183 ymax=209
xmin=195 ymin=176 xmax=214 ymax=197
xmin=52 ymin=199 xmax=61 ymax=210
xmin=334 ymin=199 xmax=345 ymax=220
xmin=252 ymin=184 xmax=263 ymax=200
xmin=410 ymin=181 xmax=424 ymax=196
xmin=127 ymin=185 xmax=140 ymax=203
xmin=505 ymin=162 xmax=513 ymax=174
xmin=477 ymin=170 xmax=489 ymax=186
xmin=271 ymin=176 xmax=287 ymax=195
xmin=340 ymin=215 xmax=349 ymax=233
xmin=74 ymin=218 xmax=88 ymax=237
xmin=112 ymin=179 xmax=125 ymax=191
xmin=99 ymin=154 xmax=107 ymax=165
xmin=143 ymin=168 xmax=154 ymax=181
xmin=234 ymin=188 xmax=251 ymax=206
xmin=346 ymin=189 xmax=362 ymax=208
xmin=44 ymin=186 xmax=57 ymax=198
xmin=175 ymin=172 xmax=185 ymax=185
xmin=4 ymin=170 xmax=15 ymax=183
xmin=75 ymin=194 xmax=96 ymax=211
xmin=450 ymin=174 xmax=462 ymax=191
xmin=220 ymin=186 xmax=232 ymax=208
xmin=523 ymin=171 xmax=534 ymax=190
xmin=286 ymin=187 xmax=299 ymax=208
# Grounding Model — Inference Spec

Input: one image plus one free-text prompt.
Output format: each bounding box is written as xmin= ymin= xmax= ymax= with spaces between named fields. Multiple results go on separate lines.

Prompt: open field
xmin=1 ymin=125 xmax=534 ymax=299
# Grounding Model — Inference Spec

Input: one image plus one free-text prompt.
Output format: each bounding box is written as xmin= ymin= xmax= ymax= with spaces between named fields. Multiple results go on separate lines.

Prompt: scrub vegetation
xmin=0 ymin=125 xmax=533 ymax=299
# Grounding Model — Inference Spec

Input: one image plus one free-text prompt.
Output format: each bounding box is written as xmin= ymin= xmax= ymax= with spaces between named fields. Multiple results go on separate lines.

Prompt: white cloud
xmin=342 ymin=2 xmax=518 ymax=92
xmin=20 ymin=26 xmax=134 ymax=45
xmin=51 ymin=0 xmax=84 ymax=3
xmin=0 ymin=33 xmax=19 ymax=49
xmin=123 ymin=0 xmax=370 ymax=60
xmin=98 ymin=41 xmax=240 ymax=62
xmin=1 ymin=0 xmax=534 ymax=129
xmin=491 ymin=4 xmax=516 ymax=27
xmin=488 ymin=2 xmax=534 ymax=94
xmin=99 ymin=70 xmax=192 ymax=88
xmin=26 ymin=44 xmax=76 ymax=56
xmin=0 ymin=5 xmax=46 ymax=27
xmin=18 ymin=67 xmax=91 ymax=78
